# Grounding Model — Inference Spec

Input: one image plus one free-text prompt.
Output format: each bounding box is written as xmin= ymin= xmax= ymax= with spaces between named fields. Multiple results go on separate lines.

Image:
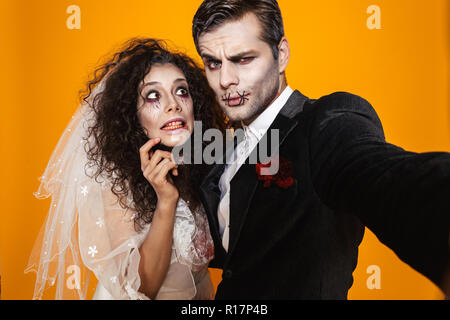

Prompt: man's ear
xmin=277 ymin=37 xmax=290 ymax=73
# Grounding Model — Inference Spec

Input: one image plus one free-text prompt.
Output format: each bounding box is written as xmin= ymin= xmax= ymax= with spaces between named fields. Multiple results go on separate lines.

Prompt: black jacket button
xmin=223 ymin=269 xmax=233 ymax=279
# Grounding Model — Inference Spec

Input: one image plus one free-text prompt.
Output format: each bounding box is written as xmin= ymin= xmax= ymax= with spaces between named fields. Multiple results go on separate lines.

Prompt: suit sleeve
xmin=309 ymin=91 xmax=450 ymax=289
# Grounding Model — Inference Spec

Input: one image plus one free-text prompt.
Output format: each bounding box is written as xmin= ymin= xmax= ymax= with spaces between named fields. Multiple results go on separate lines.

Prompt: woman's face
xmin=137 ymin=63 xmax=194 ymax=147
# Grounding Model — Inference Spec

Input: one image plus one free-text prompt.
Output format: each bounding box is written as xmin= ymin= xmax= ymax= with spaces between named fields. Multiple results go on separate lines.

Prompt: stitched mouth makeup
xmin=221 ymin=90 xmax=250 ymax=107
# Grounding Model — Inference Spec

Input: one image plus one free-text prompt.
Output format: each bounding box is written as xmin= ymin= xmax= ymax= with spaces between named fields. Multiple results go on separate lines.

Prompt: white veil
xmin=25 ymin=80 xmax=150 ymax=300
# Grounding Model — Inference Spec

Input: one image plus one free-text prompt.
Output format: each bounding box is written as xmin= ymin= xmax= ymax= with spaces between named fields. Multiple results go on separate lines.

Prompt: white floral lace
xmin=172 ymin=199 xmax=215 ymax=272
xmin=90 ymin=197 xmax=215 ymax=300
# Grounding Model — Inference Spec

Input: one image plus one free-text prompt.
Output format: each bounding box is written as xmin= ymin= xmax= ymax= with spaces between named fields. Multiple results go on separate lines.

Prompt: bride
xmin=25 ymin=38 xmax=226 ymax=300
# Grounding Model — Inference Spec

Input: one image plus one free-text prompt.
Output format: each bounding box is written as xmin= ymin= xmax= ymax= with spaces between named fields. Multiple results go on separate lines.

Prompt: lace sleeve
xmin=77 ymin=175 xmax=150 ymax=300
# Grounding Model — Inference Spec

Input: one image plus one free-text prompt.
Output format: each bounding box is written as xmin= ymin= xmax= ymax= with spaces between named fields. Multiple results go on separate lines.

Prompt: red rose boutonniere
xmin=255 ymin=156 xmax=295 ymax=188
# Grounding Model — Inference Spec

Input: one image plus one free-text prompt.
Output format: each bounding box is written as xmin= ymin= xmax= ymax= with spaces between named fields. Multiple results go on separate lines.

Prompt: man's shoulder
xmin=306 ymin=91 xmax=374 ymax=114
xmin=295 ymin=91 xmax=384 ymax=137
xmin=301 ymin=91 xmax=380 ymax=124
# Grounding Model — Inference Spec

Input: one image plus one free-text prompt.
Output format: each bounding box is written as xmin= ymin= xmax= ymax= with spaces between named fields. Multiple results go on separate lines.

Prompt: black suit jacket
xmin=199 ymin=90 xmax=450 ymax=299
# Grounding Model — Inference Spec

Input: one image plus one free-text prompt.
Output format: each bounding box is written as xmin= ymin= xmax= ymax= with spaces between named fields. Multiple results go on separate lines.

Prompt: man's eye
xmin=207 ymin=61 xmax=221 ymax=70
xmin=176 ymin=87 xmax=189 ymax=96
xmin=239 ymin=57 xmax=254 ymax=64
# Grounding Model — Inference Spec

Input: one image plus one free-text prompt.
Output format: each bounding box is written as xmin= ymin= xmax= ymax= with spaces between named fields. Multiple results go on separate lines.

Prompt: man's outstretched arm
xmin=309 ymin=92 xmax=450 ymax=294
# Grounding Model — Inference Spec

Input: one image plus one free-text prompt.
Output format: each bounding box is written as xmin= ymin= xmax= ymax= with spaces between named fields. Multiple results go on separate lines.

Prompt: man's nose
xmin=219 ymin=62 xmax=239 ymax=89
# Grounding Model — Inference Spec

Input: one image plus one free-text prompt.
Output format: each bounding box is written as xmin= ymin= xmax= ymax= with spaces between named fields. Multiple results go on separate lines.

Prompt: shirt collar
xmin=241 ymin=85 xmax=294 ymax=140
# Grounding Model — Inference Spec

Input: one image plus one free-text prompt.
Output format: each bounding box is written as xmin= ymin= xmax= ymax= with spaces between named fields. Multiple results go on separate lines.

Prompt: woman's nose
xmin=165 ymin=99 xmax=182 ymax=113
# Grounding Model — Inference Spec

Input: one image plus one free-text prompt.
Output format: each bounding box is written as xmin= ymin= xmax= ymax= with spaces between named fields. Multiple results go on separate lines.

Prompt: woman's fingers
xmin=140 ymin=138 xmax=179 ymax=182
xmin=139 ymin=138 xmax=160 ymax=171
xmin=144 ymin=158 xmax=177 ymax=185
xmin=144 ymin=158 xmax=169 ymax=183
xmin=154 ymin=159 xmax=178 ymax=184
xmin=147 ymin=150 xmax=174 ymax=173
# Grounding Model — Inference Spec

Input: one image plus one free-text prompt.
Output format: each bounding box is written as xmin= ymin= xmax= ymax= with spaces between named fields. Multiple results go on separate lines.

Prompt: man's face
xmin=198 ymin=13 xmax=285 ymax=124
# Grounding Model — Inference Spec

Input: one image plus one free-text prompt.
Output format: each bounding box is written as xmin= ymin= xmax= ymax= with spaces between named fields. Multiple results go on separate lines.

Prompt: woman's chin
xmin=160 ymin=131 xmax=191 ymax=147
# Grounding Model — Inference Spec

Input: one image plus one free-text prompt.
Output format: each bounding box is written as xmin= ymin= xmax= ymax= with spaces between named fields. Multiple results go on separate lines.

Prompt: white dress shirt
xmin=217 ymin=86 xmax=294 ymax=251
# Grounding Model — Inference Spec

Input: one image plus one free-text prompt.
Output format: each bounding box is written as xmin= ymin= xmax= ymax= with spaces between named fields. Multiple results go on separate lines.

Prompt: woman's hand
xmin=138 ymin=137 xmax=180 ymax=299
xmin=139 ymin=138 xmax=179 ymax=203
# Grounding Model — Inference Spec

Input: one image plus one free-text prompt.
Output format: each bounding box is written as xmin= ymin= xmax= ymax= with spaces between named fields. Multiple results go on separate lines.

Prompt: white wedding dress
xmin=90 ymin=198 xmax=215 ymax=300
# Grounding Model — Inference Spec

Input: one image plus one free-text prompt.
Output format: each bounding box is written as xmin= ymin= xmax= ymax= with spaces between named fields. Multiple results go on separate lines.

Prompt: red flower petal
xmin=256 ymin=156 xmax=294 ymax=188
xmin=263 ymin=180 xmax=272 ymax=187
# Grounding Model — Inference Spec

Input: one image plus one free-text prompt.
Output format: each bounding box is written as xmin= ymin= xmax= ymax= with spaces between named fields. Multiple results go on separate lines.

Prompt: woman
xmin=25 ymin=38 xmax=226 ymax=300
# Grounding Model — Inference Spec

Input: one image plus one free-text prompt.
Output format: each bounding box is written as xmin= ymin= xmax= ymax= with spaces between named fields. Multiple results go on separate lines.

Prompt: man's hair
xmin=192 ymin=0 xmax=285 ymax=59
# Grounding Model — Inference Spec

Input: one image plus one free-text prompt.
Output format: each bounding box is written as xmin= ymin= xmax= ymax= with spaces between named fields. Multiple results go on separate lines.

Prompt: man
xmin=192 ymin=0 xmax=450 ymax=299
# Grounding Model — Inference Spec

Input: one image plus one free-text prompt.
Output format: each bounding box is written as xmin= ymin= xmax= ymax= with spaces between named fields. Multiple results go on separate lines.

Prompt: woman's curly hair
xmin=80 ymin=38 xmax=226 ymax=231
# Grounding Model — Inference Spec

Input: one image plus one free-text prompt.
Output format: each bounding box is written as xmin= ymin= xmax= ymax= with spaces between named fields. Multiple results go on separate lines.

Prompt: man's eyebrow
xmin=228 ymin=50 xmax=258 ymax=60
xmin=201 ymin=54 xmax=220 ymax=62
xmin=201 ymin=50 xmax=257 ymax=62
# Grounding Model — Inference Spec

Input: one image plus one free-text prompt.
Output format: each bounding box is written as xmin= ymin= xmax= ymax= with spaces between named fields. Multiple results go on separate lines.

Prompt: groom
xmin=193 ymin=0 xmax=450 ymax=299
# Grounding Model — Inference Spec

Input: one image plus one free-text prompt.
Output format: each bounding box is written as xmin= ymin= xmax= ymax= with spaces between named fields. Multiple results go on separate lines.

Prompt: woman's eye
xmin=146 ymin=91 xmax=159 ymax=101
xmin=176 ymin=87 xmax=189 ymax=97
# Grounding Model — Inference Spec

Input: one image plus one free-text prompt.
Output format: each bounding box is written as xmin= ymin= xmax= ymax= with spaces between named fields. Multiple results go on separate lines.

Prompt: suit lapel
xmin=227 ymin=90 xmax=309 ymax=256
xmin=199 ymin=162 xmax=225 ymax=242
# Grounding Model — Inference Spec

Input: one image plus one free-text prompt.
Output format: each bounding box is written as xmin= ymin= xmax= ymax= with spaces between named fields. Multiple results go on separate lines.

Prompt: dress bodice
xmin=92 ymin=198 xmax=215 ymax=300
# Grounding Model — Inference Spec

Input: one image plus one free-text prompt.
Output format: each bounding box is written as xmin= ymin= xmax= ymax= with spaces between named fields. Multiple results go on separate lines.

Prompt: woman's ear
xmin=277 ymin=37 xmax=290 ymax=73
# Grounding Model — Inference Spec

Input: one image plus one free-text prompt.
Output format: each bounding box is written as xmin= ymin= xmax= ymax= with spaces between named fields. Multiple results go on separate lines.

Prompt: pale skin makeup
xmin=137 ymin=63 xmax=194 ymax=148
xmin=198 ymin=12 xmax=290 ymax=126
xmin=136 ymin=63 xmax=195 ymax=299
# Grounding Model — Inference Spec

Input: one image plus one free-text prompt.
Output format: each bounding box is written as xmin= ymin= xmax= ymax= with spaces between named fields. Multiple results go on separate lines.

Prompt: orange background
xmin=0 ymin=0 xmax=448 ymax=299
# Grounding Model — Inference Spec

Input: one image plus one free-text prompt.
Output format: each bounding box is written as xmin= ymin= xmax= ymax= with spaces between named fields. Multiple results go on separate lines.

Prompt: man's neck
xmin=242 ymin=81 xmax=288 ymax=127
